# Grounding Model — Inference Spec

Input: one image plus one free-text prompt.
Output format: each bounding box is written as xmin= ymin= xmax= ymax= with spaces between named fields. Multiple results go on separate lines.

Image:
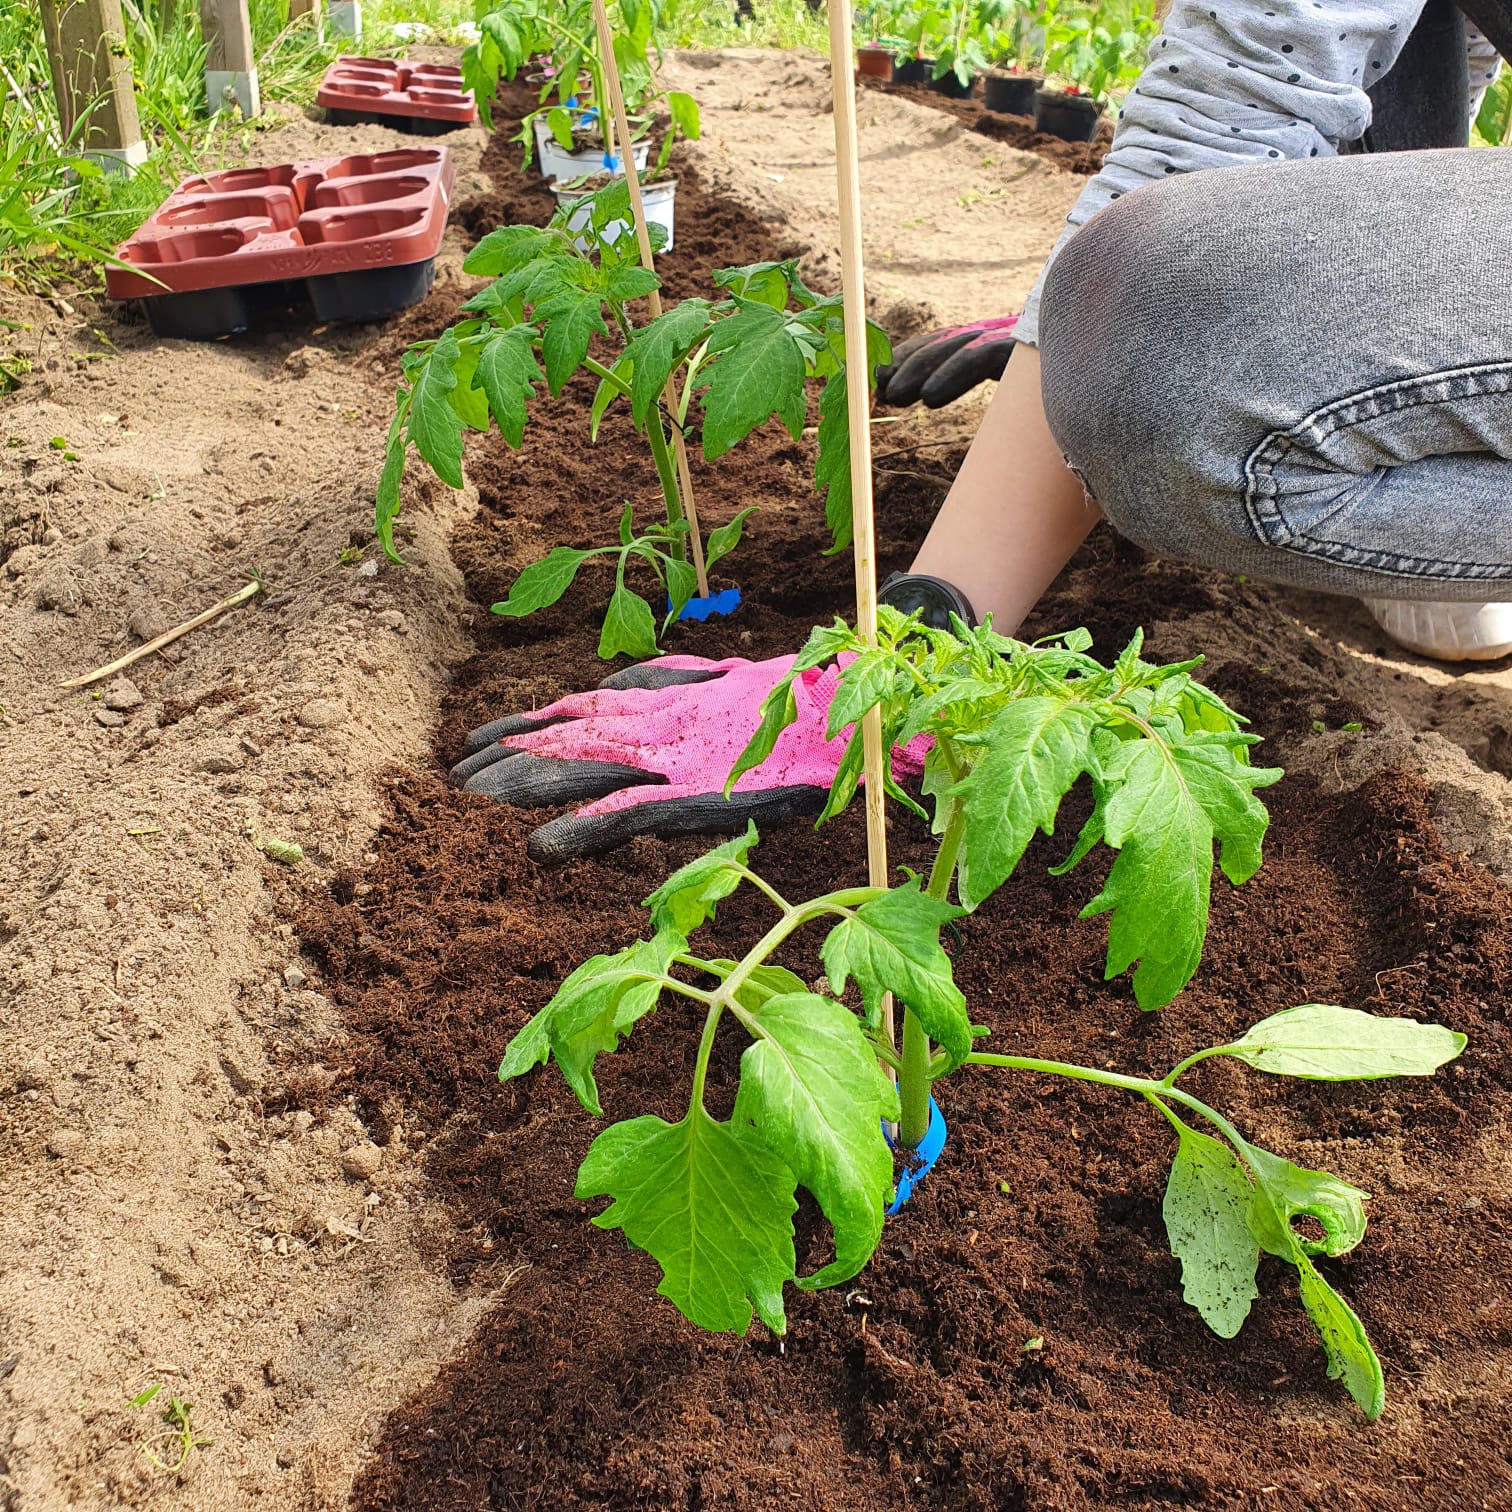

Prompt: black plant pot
xmin=892 ymin=56 xmax=929 ymax=84
xmin=928 ymin=69 xmax=976 ymax=99
xmin=1033 ymin=88 xmax=1101 ymax=142
xmin=982 ymin=71 xmax=1040 ymax=115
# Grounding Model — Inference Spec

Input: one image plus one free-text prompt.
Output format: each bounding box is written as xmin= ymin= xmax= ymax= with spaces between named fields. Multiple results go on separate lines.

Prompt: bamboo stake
xmin=826 ymin=0 xmax=895 ymax=1058
xmin=588 ymin=0 xmax=710 ymax=599
xmin=59 ymin=577 xmax=263 ymax=689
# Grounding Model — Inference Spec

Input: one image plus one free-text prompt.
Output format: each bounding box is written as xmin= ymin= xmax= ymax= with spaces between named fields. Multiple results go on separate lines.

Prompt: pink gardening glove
xmin=875 ymin=314 xmax=1019 ymax=407
xmin=450 ymin=654 xmax=927 ymax=861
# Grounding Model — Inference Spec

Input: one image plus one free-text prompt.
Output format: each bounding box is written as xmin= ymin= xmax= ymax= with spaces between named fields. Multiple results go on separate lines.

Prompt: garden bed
xmin=293 ymin=83 xmax=1512 ymax=1512
xmin=859 ymin=72 xmax=1113 ymax=176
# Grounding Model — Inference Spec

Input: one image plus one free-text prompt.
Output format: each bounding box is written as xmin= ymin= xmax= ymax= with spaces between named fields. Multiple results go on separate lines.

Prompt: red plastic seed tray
xmin=105 ymin=147 xmax=456 ymax=339
xmin=317 ymin=56 xmax=477 ymax=133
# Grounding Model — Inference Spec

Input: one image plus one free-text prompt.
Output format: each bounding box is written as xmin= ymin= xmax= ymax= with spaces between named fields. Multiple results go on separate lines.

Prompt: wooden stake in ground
xmin=39 ymin=0 xmax=147 ymax=170
xmin=589 ymin=0 xmax=710 ymax=600
xmin=826 ymin=0 xmax=896 ymax=1057
xmin=59 ymin=577 xmax=264 ymax=690
xmin=199 ymin=0 xmax=261 ymax=117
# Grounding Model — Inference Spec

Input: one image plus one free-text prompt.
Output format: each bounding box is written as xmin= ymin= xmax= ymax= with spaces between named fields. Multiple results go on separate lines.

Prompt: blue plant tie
xmin=602 ymin=151 xmax=621 ymax=171
xmin=564 ymin=94 xmax=578 ymax=107
xmin=670 ymin=586 xmax=741 ymax=622
xmin=884 ymin=1097 xmax=948 ymax=1213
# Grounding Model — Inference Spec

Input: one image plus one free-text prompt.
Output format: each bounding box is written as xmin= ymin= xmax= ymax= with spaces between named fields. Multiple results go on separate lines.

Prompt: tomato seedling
xmin=381 ymin=181 xmax=888 ymax=657
xmin=499 ymin=619 xmax=1465 ymax=1418
xmin=463 ymin=0 xmax=699 ymax=174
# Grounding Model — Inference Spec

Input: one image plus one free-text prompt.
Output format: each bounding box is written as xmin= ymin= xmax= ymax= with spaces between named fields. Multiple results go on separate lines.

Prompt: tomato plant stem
xmin=644 ymin=409 xmax=688 ymax=561
xmin=898 ymin=1008 xmax=934 ymax=1149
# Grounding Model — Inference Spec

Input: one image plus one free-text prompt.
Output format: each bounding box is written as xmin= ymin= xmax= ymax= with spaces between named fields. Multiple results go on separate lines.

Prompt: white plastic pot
xmin=552 ymin=178 xmax=677 ymax=253
xmin=532 ymin=115 xmax=651 ymax=182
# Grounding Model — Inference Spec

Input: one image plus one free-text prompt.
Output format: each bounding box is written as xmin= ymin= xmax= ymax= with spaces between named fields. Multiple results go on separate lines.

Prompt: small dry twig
xmin=59 ymin=574 xmax=264 ymax=690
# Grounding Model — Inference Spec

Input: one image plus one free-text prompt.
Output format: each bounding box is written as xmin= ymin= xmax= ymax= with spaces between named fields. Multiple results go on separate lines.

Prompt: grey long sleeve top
xmin=1016 ymin=1 xmax=1503 ymax=345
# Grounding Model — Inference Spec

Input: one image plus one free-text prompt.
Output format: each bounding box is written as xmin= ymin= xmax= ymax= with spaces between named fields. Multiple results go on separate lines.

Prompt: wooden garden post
xmin=199 ymin=0 xmax=260 ymax=117
xmin=39 ymin=0 xmax=147 ymax=170
xmin=287 ymin=0 xmax=317 ymax=15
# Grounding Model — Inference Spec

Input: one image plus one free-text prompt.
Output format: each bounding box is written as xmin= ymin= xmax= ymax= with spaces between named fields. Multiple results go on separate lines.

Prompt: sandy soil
xmin=0 ymin=42 xmax=1508 ymax=1512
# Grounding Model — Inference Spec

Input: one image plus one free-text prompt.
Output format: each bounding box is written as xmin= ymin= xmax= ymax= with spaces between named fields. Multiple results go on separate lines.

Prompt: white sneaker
xmin=1364 ymin=597 xmax=1512 ymax=662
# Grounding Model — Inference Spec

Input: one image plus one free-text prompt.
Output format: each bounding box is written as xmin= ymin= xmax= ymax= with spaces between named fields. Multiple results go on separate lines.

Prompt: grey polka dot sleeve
xmin=1016 ymin=0 xmax=1442 ymax=346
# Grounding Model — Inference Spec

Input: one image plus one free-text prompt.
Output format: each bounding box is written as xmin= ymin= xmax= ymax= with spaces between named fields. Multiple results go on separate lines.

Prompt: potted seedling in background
xmin=854 ymin=0 xmax=898 ymax=78
xmin=983 ymin=0 xmax=1046 ymax=114
xmin=376 ymin=183 xmax=889 ymax=657
xmin=927 ymin=0 xmax=1008 ymax=98
xmin=463 ymin=0 xmax=699 ymax=181
xmin=1035 ymin=5 xmax=1151 ymax=140
xmin=499 ymin=609 xmax=1465 ymax=1421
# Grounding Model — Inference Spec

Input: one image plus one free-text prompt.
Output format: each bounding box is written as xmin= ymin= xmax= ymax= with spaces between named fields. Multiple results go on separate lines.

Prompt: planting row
xmin=375 ymin=176 xmax=1467 ymax=1422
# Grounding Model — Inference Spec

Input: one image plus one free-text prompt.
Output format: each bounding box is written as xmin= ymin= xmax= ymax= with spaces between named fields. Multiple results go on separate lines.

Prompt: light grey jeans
xmin=1038 ymin=147 xmax=1512 ymax=601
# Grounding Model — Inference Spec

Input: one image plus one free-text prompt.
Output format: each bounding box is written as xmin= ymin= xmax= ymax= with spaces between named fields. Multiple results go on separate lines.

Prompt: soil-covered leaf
xmin=1162 ymin=1118 xmax=1260 ymax=1338
xmin=576 ymin=1107 xmax=798 ymax=1335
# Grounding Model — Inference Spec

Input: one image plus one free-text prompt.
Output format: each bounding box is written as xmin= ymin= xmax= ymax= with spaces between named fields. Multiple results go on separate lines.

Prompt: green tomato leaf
xmin=644 ymin=822 xmax=758 ymax=935
xmin=464 ymin=224 xmax=563 ymax=277
xmin=576 ymin=1106 xmax=798 ymax=1335
xmin=492 ymin=547 xmax=596 ymax=618
xmin=705 ymin=506 xmax=756 ymax=572
xmin=1217 ymin=1004 xmax=1467 ymax=1082
xmin=598 ymin=583 xmax=660 ymax=660
xmin=605 ymin=265 xmax=661 ymax=305
xmin=1241 ymin=1141 xmax=1368 ymax=1259
xmin=663 ymin=553 xmax=697 ymax=622
xmin=473 ymin=324 xmax=542 ymax=448
xmin=1169 ymin=741 xmax=1283 ymax=885
xmin=825 ymin=648 xmax=896 ymax=739
xmin=375 ymin=385 xmax=411 ymax=564
xmin=407 ymin=327 xmax=466 ymax=489
xmin=734 ymin=992 xmax=896 ymax=1290
xmin=1080 ymin=742 xmax=1212 ymax=1010
xmin=496 ymin=928 xmax=682 ymax=1111
xmin=700 ymin=301 xmax=810 ymax=459
xmin=954 ymin=697 xmax=1101 ymax=910
xmin=534 ymin=282 xmax=610 ymax=395
xmin=713 ymin=260 xmax=794 ymax=309
xmin=446 ymin=338 xmax=492 ymax=432
xmin=1161 ymin=1117 xmax=1260 ymax=1339
xmin=667 ymin=91 xmax=702 ymax=140
xmin=624 ymin=299 xmax=711 ymax=429
xmin=814 ymin=367 xmax=857 ymax=552
xmin=820 ymin=880 xmax=973 ymax=1068
xmin=724 ymin=669 xmax=799 ymax=796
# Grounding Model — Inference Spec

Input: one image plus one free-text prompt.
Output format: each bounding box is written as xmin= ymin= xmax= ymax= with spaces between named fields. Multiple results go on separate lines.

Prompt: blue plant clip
xmin=602 ymin=151 xmax=621 ymax=171
xmin=671 ymin=586 xmax=741 ymax=622
xmin=884 ymin=1097 xmax=948 ymax=1214
xmin=564 ymin=94 xmax=578 ymax=107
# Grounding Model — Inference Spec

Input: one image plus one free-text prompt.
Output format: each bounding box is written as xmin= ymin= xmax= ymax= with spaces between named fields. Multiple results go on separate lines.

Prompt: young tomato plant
xmin=378 ymin=180 xmax=889 ymax=657
xmin=502 ymin=821 xmax=1464 ymax=1420
xmin=462 ymin=0 xmax=700 ymax=171
xmin=498 ymin=617 xmax=1465 ymax=1417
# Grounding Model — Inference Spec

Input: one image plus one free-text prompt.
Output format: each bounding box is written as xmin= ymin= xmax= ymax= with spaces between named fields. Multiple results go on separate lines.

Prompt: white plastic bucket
xmin=552 ymin=178 xmax=677 ymax=253
xmin=533 ymin=115 xmax=651 ymax=182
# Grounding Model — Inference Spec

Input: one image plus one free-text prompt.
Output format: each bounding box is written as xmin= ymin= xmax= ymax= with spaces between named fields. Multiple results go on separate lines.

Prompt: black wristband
xmin=878 ymin=572 xmax=977 ymax=631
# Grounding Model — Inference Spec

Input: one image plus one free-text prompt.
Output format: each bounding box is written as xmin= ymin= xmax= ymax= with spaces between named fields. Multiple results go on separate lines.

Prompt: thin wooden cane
xmin=589 ymin=0 xmax=710 ymax=599
xmin=826 ymin=0 xmax=895 ymax=1058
